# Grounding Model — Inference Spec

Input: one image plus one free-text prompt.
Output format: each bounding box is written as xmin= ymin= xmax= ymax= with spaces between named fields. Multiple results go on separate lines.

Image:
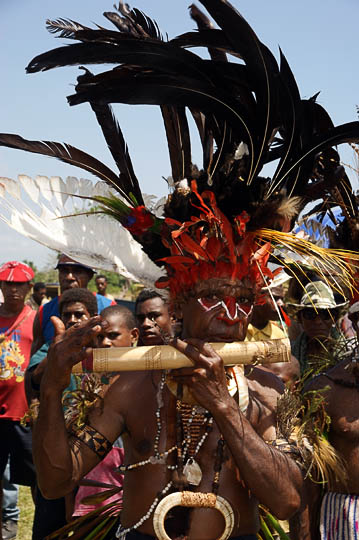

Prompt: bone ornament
xmin=72 ymin=338 xmax=290 ymax=373
xmin=153 ymin=491 xmax=235 ymax=540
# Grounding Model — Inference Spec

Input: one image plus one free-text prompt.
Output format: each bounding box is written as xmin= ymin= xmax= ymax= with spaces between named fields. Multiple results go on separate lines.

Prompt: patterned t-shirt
xmin=0 ymin=306 xmax=36 ymax=420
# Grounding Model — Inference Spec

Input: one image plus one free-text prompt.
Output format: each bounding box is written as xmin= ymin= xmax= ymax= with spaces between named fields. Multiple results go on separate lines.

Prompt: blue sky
xmin=0 ymin=0 xmax=358 ymax=269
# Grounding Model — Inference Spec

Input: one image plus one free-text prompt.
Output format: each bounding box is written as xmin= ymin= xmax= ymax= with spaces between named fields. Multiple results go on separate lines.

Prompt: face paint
xmin=198 ymin=297 xmax=253 ymax=326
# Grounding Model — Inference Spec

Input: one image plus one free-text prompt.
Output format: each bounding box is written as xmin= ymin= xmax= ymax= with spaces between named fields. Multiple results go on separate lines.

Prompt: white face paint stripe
xmin=197 ymin=298 xmax=253 ymax=321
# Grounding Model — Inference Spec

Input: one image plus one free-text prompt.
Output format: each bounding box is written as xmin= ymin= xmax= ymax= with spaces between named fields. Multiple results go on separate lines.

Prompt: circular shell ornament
xmin=153 ymin=491 xmax=235 ymax=540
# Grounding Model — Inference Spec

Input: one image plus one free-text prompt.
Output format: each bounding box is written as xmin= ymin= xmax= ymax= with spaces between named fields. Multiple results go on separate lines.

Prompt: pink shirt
xmin=73 ymin=447 xmax=124 ymax=516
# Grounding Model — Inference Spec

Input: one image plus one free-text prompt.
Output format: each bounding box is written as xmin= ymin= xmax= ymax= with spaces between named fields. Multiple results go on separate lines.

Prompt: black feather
xmin=46 ymin=18 xmax=91 ymax=39
xmin=76 ymin=67 xmax=143 ymax=205
xmin=189 ymin=4 xmax=227 ymax=62
xmin=0 ymin=133 xmax=134 ymax=205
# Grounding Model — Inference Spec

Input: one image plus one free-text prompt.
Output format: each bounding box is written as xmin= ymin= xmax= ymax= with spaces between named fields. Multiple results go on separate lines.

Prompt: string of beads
xmin=116 ymin=371 xmax=221 ymax=538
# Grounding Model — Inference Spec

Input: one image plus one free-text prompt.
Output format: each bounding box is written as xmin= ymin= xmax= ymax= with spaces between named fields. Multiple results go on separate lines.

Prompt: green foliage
xmin=22 ymin=259 xmax=38 ymax=274
xmin=34 ymin=268 xmax=59 ymax=285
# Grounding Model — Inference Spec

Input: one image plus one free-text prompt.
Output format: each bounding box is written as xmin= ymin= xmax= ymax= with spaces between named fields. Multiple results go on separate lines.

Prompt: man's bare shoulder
xmin=247 ymin=366 xmax=284 ymax=392
xmin=304 ymin=359 xmax=350 ymax=397
xmin=108 ymin=370 xmax=151 ymax=396
xmin=246 ymin=366 xmax=284 ymax=413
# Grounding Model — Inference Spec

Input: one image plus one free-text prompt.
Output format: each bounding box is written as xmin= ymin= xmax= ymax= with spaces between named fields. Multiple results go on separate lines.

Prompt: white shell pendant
xmin=183 ymin=458 xmax=202 ymax=486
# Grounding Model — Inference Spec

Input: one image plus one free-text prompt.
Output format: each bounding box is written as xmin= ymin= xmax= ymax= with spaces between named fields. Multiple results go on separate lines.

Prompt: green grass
xmin=18 ymin=486 xmax=35 ymax=540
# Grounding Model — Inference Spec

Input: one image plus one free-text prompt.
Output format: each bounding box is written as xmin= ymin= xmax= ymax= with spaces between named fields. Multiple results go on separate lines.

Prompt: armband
xmin=69 ymin=424 xmax=112 ymax=459
xmin=267 ymin=438 xmax=302 ymax=460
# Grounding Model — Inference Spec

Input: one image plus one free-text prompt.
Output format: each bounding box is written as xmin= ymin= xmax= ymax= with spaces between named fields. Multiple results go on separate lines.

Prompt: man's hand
xmin=41 ymin=316 xmax=103 ymax=393
xmin=170 ymin=338 xmax=232 ymax=412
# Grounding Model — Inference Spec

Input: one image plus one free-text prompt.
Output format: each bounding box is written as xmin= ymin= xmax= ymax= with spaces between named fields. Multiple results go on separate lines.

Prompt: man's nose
xmin=142 ymin=317 xmax=153 ymax=328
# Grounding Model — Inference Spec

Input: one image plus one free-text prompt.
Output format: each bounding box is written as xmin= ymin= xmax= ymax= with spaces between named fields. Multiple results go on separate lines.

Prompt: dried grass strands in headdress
xmin=0 ymin=1 xmax=358 ymax=298
xmin=255 ymin=228 xmax=359 ymax=297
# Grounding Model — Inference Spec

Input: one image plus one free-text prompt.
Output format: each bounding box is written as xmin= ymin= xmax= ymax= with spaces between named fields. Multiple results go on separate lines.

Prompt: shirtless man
xmin=33 ymin=276 xmax=303 ymax=540
xmin=135 ymin=289 xmax=174 ymax=346
xmin=303 ymin=300 xmax=359 ymax=538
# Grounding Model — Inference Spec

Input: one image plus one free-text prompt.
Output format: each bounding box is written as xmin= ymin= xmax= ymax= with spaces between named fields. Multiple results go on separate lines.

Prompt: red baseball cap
xmin=0 ymin=261 xmax=35 ymax=282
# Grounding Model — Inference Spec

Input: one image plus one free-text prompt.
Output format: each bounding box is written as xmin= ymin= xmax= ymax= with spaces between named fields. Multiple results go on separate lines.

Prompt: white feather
xmin=50 ymin=176 xmax=68 ymax=208
xmin=35 ymin=175 xmax=52 ymax=202
xmin=0 ymin=175 xmax=164 ymax=286
xmin=18 ymin=175 xmax=40 ymax=203
xmin=0 ymin=178 xmax=20 ymax=200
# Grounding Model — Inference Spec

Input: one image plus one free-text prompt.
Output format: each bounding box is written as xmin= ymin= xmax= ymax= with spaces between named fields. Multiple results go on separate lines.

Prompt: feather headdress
xmin=1 ymin=0 xmax=359 ymax=299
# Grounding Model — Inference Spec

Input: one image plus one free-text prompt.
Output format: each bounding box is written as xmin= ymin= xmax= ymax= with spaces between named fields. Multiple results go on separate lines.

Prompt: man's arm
xmin=171 ymin=338 xmax=303 ymax=520
xmin=33 ymin=316 xmax=125 ymax=499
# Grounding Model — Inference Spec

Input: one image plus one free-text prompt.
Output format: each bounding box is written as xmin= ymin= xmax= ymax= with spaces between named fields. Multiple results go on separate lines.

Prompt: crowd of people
xmin=0 ymin=255 xmax=358 ymax=540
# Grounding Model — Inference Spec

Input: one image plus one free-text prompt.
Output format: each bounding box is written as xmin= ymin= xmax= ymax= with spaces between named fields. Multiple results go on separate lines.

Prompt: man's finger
xmin=51 ymin=316 xmax=66 ymax=340
xmin=170 ymin=367 xmax=197 ymax=377
xmin=65 ymin=323 xmax=102 ymax=350
xmin=184 ymin=338 xmax=216 ymax=357
xmin=170 ymin=338 xmax=203 ymax=364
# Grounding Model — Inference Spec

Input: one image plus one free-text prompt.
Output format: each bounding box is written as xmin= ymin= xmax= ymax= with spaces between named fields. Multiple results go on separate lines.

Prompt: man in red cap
xmin=0 ymin=261 xmax=37 ymax=539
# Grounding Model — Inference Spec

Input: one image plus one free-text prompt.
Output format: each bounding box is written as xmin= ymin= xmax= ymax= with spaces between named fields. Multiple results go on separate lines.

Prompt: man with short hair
xmin=31 ymin=254 xmax=115 ymax=354
xmin=27 ymin=287 xmax=98 ymax=540
xmin=95 ymin=275 xmax=115 ymax=302
xmin=0 ymin=261 xmax=37 ymax=540
xmin=135 ymin=289 xmax=174 ymax=346
xmin=26 ymin=288 xmax=98 ymax=402
xmin=26 ymin=282 xmax=48 ymax=312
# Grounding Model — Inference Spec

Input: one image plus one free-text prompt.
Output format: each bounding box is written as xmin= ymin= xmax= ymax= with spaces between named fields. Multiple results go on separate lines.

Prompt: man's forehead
xmin=62 ymin=302 xmax=88 ymax=312
xmin=103 ymin=315 xmax=129 ymax=332
xmin=58 ymin=264 xmax=88 ymax=274
xmin=136 ymin=296 xmax=166 ymax=313
xmin=190 ymin=278 xmax=253 ymax=297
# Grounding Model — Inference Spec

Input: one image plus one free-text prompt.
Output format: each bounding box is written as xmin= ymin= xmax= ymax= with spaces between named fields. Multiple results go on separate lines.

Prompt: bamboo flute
xmin=72 ymin=338 xmax=290 ymax=373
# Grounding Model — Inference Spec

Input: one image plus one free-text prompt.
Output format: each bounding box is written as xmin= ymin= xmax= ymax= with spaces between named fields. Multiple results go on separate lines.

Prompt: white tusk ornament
xmin=153 ymin=491 xmax=235 ymax=540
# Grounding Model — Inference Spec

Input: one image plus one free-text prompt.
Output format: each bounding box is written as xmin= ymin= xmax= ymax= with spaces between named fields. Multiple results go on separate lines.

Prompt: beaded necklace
xmin=116 ymin=371 xmax=219 ymax=540
xmin=116 ymin=371 xmax=229 ymax=539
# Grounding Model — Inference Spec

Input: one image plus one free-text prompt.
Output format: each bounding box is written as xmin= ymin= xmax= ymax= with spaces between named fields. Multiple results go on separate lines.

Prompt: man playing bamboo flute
xmin=3 ymin=0 xmax=359 ymax=539
xmin=33 ymin=267 xmax=303 ymax=540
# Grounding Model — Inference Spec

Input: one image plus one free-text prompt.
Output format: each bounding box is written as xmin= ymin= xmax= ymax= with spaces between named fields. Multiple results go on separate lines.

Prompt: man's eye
xmin=109 ymin=333 xmax=120 ymax=340
xmin=204 ymin=294 xmax=218 ymax=302
xmin=238 ymin=297 xmax=250 ymax=304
